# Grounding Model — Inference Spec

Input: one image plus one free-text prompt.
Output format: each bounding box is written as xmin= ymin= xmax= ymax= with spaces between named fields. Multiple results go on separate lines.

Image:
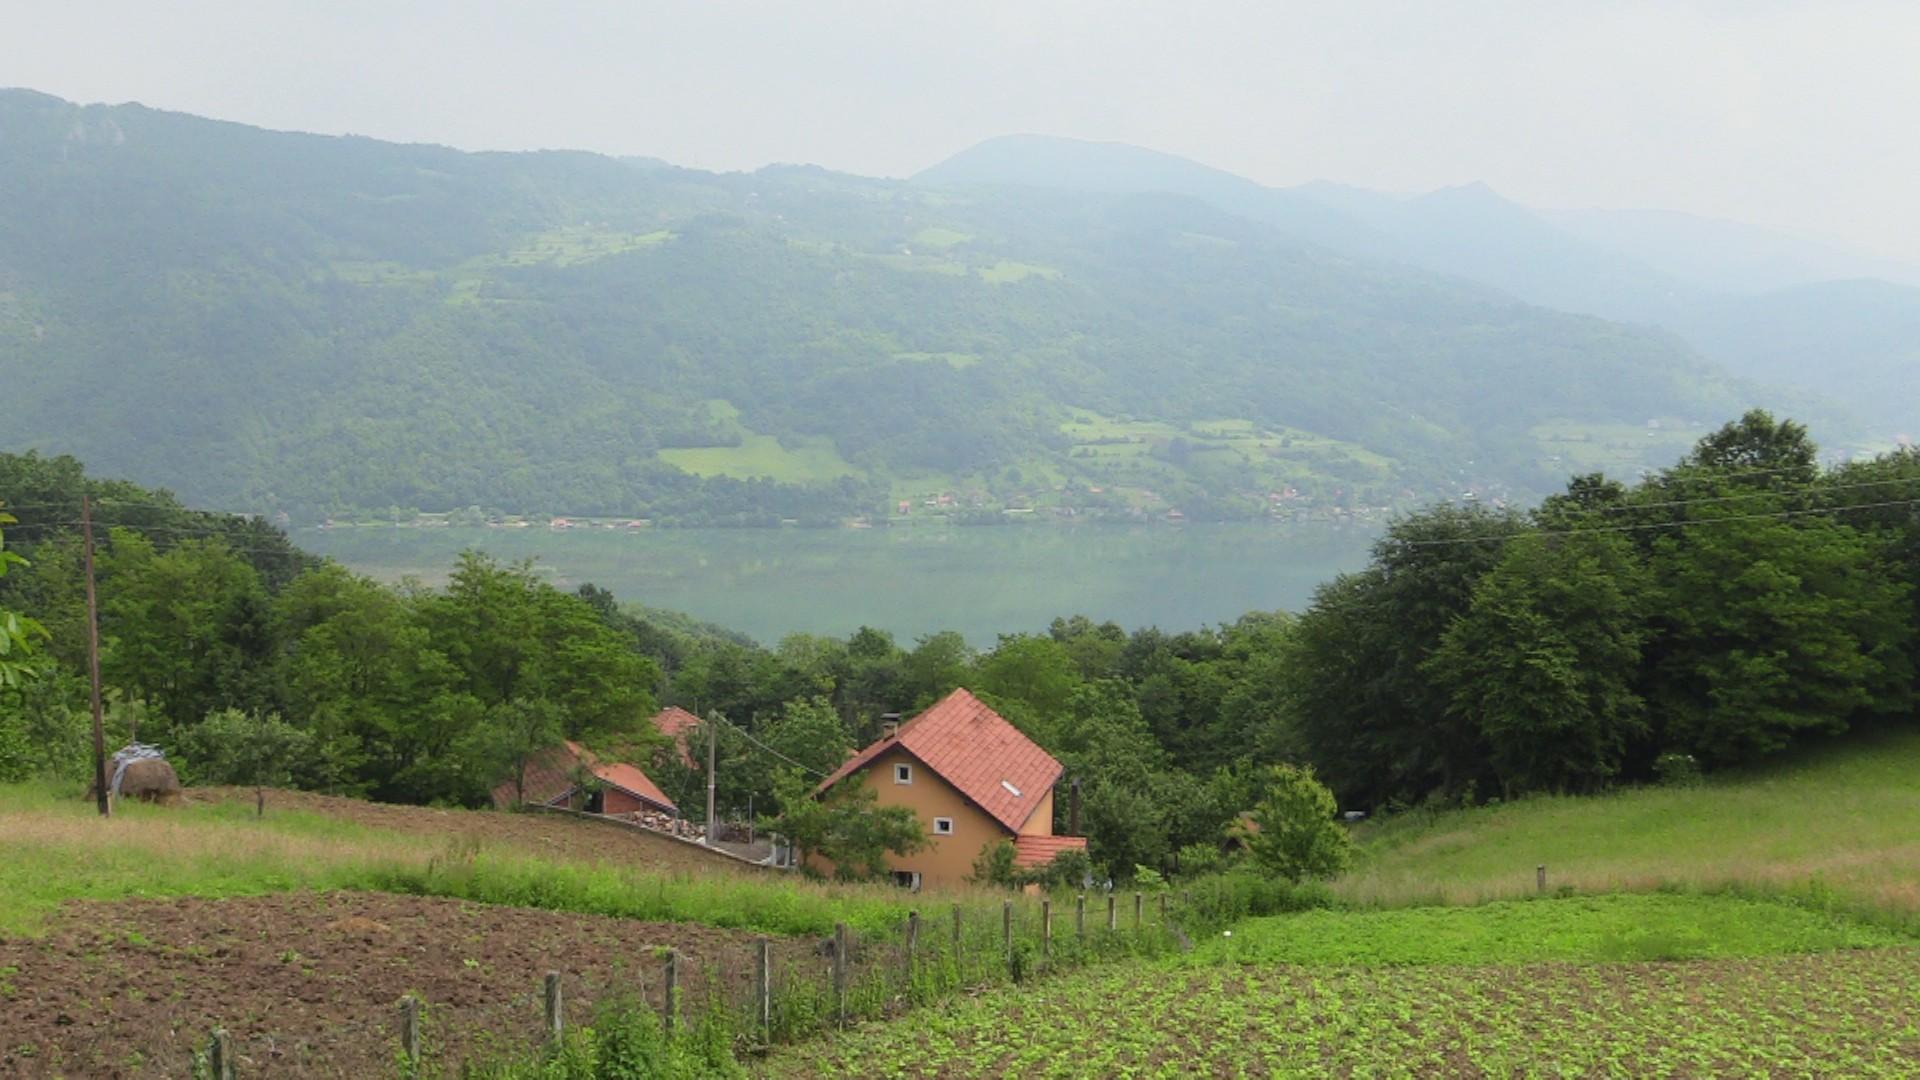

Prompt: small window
xmin=894 ymin=763 xmax=913 ymax=784
xmin=891 ymin=870 xmax=922 ymax=891
xmin=933 ymin=817 xmax=955 ymax=835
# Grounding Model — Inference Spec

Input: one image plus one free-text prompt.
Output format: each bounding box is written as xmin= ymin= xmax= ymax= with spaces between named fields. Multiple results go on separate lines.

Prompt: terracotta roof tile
xmin=489 ymin=741 xmax=591 ymax=809
xmin=816 ymin=688 xmax=1064 ymax=833
xmin=489 ymin=740 xmax=677 ymax=814
xmin=1012 ymin=834 xmax=1088 ymax=869
xmin=592 ymin=762 xmax=678 ymax=813
xmin=651 ymin=706 xmax=702 ymax=769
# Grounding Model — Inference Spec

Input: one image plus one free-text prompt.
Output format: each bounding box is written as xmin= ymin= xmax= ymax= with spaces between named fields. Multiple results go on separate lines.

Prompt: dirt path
xmin=0 ymin=893 xmax=815 ymax=1078
xmin=184 ymin=786 xmax=759 ymax=876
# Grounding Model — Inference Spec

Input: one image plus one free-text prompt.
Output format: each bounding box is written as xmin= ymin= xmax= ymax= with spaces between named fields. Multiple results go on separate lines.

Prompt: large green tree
xmin=1427 ymin=532 xmax=1651 ymax=793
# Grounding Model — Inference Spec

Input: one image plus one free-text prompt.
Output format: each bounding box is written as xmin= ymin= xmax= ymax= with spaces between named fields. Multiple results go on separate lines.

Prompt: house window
xmin=933 ymin=817 xmax=955 ymax=835
xmin=891 ymin=870 xmax=922 ymax=891
xmin=894 ymin=763 xmax=913 ymax=785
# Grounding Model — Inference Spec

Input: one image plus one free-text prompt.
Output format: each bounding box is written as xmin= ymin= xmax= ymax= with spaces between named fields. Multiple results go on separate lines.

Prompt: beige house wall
xmin=1017 ymin=789 xmax=1054 ymax=836
xmin=812 ymin=746 xmax=1012 ymax=888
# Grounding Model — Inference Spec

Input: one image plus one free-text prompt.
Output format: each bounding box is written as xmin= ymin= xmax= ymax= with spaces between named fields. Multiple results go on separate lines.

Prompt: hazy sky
xmin=8 ymin=1 xmax=1919 ymax=260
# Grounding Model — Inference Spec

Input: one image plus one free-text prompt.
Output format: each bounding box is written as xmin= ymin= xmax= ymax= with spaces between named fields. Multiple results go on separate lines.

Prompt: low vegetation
xmin=769 ymin=947 xmax=1920 ymax=1078
xmin=1336 ymin=727 xmax=1920 ymax=919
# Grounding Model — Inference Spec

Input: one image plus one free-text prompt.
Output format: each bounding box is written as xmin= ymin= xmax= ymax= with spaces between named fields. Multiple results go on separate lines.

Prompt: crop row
xmin=768 ymin=948 xmax=1920 ymax=1078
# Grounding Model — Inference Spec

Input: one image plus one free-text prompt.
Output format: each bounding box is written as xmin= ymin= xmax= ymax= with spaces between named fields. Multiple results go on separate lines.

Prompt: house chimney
xmin=1068 ymin=777 xmax=1082 ymax=835
xmin=881 ymin=712 xmax=902 ymax=739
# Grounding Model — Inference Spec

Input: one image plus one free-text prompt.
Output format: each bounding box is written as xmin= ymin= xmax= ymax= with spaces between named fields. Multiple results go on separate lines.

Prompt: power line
xmin=1393 ymin=496 xmax=1920 ymax=549
xmin=710 ymin=713 xmax=830 ymax=778
xmin=1535 ymin=474 xmax=1920 ymax=517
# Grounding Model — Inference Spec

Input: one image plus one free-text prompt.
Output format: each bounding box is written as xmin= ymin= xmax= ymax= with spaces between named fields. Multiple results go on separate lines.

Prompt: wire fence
xmin=183 ymin=889 xmax=1200 ymax=1077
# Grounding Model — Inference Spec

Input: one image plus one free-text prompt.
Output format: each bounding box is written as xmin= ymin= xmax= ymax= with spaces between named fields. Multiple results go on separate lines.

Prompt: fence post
xmin=906 ymin=910 xmax=920 ymax=982
xmin=208 ymin=1027 xmax=233 ymax=1080
xmin=544 ymin=971 xmax=563 ymax=1041
xmin=1076 ymin=894 xmax=1086 ymax=939
xmin=1537 ymin=864 xmax=1547 ymax=894
xmin=661 ymin=950 xmax=680 ymax=1033
xmin=1002 ymin=898 xmax=1013 ymax=971
xmin=754 ymin=937 xmax=771 ymax=1041
xmin=832 ymin=922 xmax=849 ymax=1026
xmin=1041 ymin=898 xmax=1052 ymax=957
xmin=1106 ymin=893 xmax=1117 ymax=932
xmin=1159 ymin=893 xmax=1169 ymax=924
xmin=952 ymin=903 xmax=963 ymax=978
xmin=399 ymin=995 xmax=422 ymax=1067
xmin=1134 ymin=892 xmax=1143 ymax=929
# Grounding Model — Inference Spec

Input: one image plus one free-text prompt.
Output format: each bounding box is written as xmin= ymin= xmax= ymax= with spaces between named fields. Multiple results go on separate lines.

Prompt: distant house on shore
xmin=811 ymin=688 xmax=1085 ymax=890
xmin=490 ymin=740 xmax=677 ymax=817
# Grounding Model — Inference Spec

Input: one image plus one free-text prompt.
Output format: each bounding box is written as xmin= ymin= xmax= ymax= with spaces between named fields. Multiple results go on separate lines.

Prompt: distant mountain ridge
xmin=0 ymin=92 xmax=1772 ymax=521
xmin=919 ymin=135 xmax=1920 ymax=434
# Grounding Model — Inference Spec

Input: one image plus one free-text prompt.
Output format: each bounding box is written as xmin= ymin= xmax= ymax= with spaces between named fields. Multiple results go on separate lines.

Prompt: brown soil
xmin=182 ymin=786 xmax=759 ymax=876
xmin=0 ymin=892 xmax=811 ymax=1078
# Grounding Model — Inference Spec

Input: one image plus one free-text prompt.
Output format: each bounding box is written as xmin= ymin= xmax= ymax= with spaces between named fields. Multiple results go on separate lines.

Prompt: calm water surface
xmin=303 ymin=522 xmax=1378 ymax=644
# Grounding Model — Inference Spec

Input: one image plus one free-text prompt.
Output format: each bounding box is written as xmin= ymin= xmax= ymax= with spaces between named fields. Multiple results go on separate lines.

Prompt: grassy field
xmin=1190 ymin=893 xmax=1904 ymax=966
xmin=658 ymin=433 xmax=857 ymax=484
xmin=1337 ymin=727 xmax=1920 ymax=919
xmin=0 ymin=784 xmax=918 ymax=938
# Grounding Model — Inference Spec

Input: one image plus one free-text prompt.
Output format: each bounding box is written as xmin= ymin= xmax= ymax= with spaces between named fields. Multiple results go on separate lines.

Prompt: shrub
xmin=1654 ymin=751 xmax=1704 ymax=788
xmin=1175 ymin=842 xmax=1227 ymax=878
xmin=1245 ymin=765 xmax=1352 ymax=883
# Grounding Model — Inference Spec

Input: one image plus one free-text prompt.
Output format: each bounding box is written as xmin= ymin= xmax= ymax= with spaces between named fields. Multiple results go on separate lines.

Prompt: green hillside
xmin=0 ymin=90 xmax=1745 ymax=521
xmin=1338 ymin=728 xmax=1920 ymax=918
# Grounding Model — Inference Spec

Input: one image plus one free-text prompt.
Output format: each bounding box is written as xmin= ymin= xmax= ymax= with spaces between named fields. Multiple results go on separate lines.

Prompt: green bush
xmin=1245 ymin=765 xmax=1352 ymax=883
xmin=1175 ymin=842 xmax=1227 ymax=878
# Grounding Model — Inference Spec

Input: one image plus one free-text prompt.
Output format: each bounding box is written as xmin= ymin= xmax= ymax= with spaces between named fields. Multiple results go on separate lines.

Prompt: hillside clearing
xmin=1335 ymin=728 xmax=1920 ymax=917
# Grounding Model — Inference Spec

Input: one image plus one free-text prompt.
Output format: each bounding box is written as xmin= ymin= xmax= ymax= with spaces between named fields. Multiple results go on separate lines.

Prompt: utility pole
xmin=705 ymin=714 xmax=718 ymax=845
xmin=82 ymin=495 xmax=109 ymax=817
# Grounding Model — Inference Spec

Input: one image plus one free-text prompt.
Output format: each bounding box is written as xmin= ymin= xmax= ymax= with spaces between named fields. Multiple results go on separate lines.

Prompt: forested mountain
xmin=924 ymin=135 xmax=1920 ymax=437
xmin=1 ymin=90 xmax=1753 ymax=521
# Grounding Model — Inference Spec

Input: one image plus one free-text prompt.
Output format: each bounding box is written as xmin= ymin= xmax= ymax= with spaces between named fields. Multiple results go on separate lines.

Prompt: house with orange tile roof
xmin=650 ymin=706 xmax=702 ymax=770
xmin=489 ymin=740 xmax=677 ymax=817
xmin=812 ymin=688 xmax=1086 ymax=889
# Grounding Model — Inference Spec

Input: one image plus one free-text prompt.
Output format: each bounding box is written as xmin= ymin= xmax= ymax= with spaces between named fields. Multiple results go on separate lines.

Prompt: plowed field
xmin=0 ymin=892 xmax=810 ymax=1078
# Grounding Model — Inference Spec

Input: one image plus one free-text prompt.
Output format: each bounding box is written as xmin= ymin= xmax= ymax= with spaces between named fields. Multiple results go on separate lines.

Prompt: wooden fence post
xmin=832 ymin=922 xmax=849 ymax=1025
xmin=1537 ymin=864 xmax=1547 ymax=894
xmin=208 ymin=1027 xmax=233 ymax=1080
xmin=399 ymin=995 xmax=422 ymax=1067
xmin=662 ymin=950 xmax=680 ymax=1033
xmin=544 ymin=971 xmax=563 ymax=1041
xmin=1134 ymin=892 xmax=1143 ymax=928
xmin=1076 ymin=894 xmax=1086 ymax=939
xmin=906 ymin=910 xmax=920 ymax=981
xmin=1002 ymin=899 xmax=1013 ymax=970
xmin=754 ymin=938 xmax=771 ymax=1041
xmin=1041 ymin=899 xmax=1052 ymax=957
xmin=1106 ymin=893 xmax=1117 ymax=932
xmin=1159 ymin=893 xmax=1169 ymax=924
xmin=952 ymin=903 xmax=963 ymax=977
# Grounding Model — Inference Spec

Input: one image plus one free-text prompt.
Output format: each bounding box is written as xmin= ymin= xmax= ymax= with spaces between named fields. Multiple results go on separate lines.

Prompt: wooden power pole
xmin=705 ymin=715 xmax=718 ymax=844
xmin=82 ymin=495 xmax=109 ymax=817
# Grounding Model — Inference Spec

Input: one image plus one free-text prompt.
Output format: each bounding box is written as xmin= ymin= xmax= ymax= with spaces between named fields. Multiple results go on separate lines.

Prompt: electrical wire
xmin=1392 ymin=496 xmax=1920 ymax=548
xmin=711 ymin=713 xmax=831 ymax=778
